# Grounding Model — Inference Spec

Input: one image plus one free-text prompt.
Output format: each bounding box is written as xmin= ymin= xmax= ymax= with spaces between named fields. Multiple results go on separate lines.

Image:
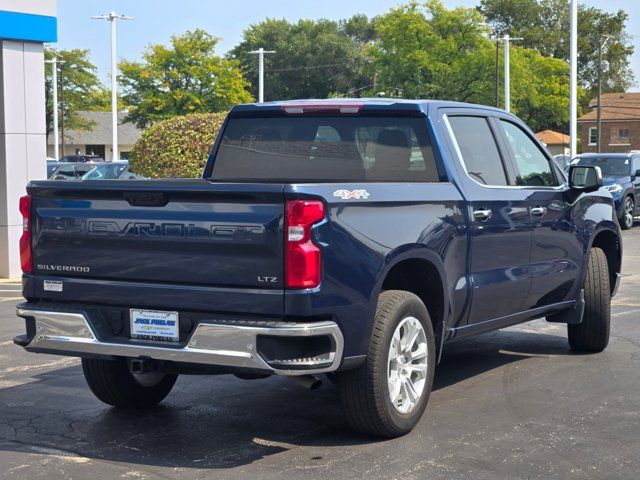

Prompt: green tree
xmin=372 ymin=1 xmax=572 ymax=131
xmin=120 ymin=29 xmax=253 ymax=128
xmin=478 ymin=0 xmax=635 ymax=95
xmin=129 ymin=113 xmax=225 ymax=178
xmin=372 ymin=1 xmax=495 ymax=102
xmin=45 ymin=49 xmax=103 ymax=141
xmin=229 ymin=16 xmax=374 ymax=100
xmin=85 ymin=87 xmax=127 ymax=112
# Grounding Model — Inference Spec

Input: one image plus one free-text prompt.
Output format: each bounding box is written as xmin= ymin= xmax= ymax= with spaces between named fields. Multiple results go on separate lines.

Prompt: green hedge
xmin=129 ymin=113 xmax=226 ymax=178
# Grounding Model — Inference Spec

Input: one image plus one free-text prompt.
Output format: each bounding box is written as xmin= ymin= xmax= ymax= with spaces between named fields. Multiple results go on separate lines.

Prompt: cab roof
xmin=229 ymin=98 xmax=506 ymax=116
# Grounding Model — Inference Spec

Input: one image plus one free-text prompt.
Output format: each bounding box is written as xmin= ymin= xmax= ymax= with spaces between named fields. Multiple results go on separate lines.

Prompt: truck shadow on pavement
xmin=0 ymin=327 xmax=578 ymax=470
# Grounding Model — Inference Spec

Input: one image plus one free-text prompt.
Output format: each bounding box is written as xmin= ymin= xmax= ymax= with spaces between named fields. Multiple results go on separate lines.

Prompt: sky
xmin=55 ymin=0 xmax=640 ymax=91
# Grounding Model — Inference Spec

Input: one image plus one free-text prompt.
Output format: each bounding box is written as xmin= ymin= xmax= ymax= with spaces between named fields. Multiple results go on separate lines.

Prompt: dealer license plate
xmin=130 ymin=309 xmax=179 ymax=342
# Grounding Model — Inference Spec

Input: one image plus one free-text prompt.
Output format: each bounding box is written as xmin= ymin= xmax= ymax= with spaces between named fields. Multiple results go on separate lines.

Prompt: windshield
xmin=575 ymin=156 xmax=631 ymax=176
xmin=210 ymin=116 xmax=439 ymax=182
xmin=82 ymin=163 xmax=128 ymax=180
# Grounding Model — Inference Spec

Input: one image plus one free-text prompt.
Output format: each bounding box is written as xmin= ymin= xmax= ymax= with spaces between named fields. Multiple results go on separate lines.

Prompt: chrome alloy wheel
xmin=387 ymin=316 xmax=428 ymax=414
xmin=624 ymin=197 xmax=635 ymax=229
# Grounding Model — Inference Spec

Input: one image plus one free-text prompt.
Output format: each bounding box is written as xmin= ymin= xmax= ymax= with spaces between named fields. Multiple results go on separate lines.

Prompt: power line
xmin=269 ymin=63 xmax=344 ymax=72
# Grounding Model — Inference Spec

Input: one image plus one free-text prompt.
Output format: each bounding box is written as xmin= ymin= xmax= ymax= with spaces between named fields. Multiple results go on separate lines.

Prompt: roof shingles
xmin=578 ymin=92 xmax=640 ymax=122
xmin=48 ymin=111 xmax=143 ymax=145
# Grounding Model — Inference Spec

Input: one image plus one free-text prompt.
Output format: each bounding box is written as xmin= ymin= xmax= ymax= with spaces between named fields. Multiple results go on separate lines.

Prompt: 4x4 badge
xmin=333 ymin=189 xmax=370 ymax=200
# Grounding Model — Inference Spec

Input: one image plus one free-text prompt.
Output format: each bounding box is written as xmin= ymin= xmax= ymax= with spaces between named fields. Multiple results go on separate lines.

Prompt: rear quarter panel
xmin=284 ymin=182 xmax=468 ymax=358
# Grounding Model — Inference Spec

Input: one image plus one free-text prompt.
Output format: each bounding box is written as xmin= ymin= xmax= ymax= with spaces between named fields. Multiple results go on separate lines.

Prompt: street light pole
xmin=569 ymin=0 xmax=578 ymax=158
xmin=490 ymin=35 xmax=501 ymax=108
xmin=249 ymin=48 xmax=275 ymax=103
xmin=502 ymin=34 xmax=523 ymax=113
xmin=60 ymin=63 xmax=65 ymax=157
xmin=92 ymin=12 xmax=132 ymax=161
xmin=45 ymin=55 xmax=61 ymax=160
xmin=495 ymin=38 xmax=500 ymax=108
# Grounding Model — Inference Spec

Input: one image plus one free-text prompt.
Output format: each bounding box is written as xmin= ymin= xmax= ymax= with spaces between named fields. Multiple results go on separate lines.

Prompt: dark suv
xmin=573 ymin=153 xmax=640 ymax=229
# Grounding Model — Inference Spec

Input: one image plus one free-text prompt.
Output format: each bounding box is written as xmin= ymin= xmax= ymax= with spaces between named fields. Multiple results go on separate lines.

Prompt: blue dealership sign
xmin=0 ymin=10 xmax=57 ymax=43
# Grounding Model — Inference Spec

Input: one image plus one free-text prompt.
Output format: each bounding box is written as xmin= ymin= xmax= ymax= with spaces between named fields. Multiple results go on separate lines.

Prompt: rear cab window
xmin=209 ymin=115 xmax=440 ymax=183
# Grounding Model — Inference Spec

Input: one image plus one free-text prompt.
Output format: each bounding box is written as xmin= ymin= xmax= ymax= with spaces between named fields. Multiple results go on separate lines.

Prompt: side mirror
xmin=634 ymin=169 xmax=640 ymax=179
xmin=569 ymin=165 xmax=603 ymax=193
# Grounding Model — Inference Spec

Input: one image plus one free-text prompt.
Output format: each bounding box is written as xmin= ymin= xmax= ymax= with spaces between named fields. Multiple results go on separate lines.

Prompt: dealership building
xmin=0 ymin=1 xmax=56 ymax=277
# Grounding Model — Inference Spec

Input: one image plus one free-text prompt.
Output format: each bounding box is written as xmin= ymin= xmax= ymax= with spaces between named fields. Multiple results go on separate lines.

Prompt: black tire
xmin=568 ymin=247 xmax=611 ymax=352
xmin=619 ymin=196 xmax=635 ymax=230
xmin=81 ymin=357 xmax=178 ymax=408
xmin=336 ymin=290 xmax=436 ymax=438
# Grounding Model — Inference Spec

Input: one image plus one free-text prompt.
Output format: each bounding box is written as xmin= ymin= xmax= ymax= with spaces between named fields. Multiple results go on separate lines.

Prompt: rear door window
xmin=447 ymin=116 xmax=509 ymax=186
xmin=211 ymin=116 xmax=439 ymax=183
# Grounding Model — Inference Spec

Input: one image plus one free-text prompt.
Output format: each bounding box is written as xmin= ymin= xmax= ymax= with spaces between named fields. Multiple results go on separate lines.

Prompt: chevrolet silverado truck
xmin=14 ymin=99 xmax=622 ymax=437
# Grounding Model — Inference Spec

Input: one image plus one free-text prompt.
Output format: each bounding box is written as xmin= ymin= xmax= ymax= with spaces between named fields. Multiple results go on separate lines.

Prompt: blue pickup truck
xmin=14 ymin=99 xmax=622 ymax=437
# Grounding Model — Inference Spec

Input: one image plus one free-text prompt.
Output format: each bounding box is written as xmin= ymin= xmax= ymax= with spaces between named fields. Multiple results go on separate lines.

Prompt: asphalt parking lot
xmin=1 ymin=229 xmax=639 ymax=480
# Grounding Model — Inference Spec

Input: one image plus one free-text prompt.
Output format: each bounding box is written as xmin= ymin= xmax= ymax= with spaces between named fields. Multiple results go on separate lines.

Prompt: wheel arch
xmin=376 ymin=249 xmax=449 ymax=360
xmin=589 ymin=228 xmax=622 ymax=296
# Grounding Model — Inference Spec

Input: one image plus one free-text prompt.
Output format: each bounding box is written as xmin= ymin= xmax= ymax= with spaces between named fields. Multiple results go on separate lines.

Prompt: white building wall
xmin=0 ymin=40 xmax=47 ymax=277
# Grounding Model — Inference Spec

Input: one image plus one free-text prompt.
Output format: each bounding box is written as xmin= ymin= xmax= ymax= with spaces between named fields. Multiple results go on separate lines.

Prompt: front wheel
xmin=620 ymin=196 xmax=635 ymax=230
xmin=568 ymin=247 xmax=611 ymax=352
xmin=81 ymin=357 xmax=178 ymax=408
xmin=337 ymin=290 xmax=436 ymax=437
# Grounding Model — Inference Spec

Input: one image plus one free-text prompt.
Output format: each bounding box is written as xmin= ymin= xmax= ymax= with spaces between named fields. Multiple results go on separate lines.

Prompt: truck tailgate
xmin=28 ymin=180 xmax=285 ymax=292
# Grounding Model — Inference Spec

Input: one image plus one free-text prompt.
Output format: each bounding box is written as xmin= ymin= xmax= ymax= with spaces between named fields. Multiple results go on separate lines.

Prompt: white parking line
xmin=0 ymin=297 xmax=23 ymax=302
xmin=612 ymin=308 xmax=640 ymax=317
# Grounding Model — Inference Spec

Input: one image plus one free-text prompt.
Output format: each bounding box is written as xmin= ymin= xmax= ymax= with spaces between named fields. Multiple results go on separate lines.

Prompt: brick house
xmin=578 ymin=92 xmax=640 ymax=153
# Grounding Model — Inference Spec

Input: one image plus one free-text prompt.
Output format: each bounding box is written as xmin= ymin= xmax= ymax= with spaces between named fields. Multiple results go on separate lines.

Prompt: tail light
xmin=285 ymin=200 xmax=325 ymax=289
xmin=19 ymin=195 xmax=32 ymax=274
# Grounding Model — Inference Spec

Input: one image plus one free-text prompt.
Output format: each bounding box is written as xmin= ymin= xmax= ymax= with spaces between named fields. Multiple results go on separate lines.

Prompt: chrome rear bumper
xmin=16 ymin=307 xmax=344 ymax=376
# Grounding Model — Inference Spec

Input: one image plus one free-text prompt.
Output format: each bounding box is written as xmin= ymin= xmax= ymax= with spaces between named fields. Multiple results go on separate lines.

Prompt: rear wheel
xmin=337 ymin=290 xmax=436 ymax=437
xmin=568 ymin=247 xmax=611 ymax=352
xmin=620 ymin=196 xmax=635 ymax=230
xmin=81 ymin=357 xmax=178 ymax=408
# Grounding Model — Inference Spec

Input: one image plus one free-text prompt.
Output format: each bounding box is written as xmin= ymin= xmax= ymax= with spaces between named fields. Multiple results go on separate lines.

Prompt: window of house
xmin=611 ymin=128 xmax=631 ymax=145
xmin=588 ymin=127 xmax=598 ymax=146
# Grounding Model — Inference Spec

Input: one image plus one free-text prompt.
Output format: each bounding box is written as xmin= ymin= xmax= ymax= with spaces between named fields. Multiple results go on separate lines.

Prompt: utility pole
xmin=249 ymin=48 xmax=275 ymax=103
xmin=45 ymin=52 xmax=64 ymax=161
xmin=569 ymin=0 xmax=578 ymax=159
xmin=596 ymin=35 xmax=612 ymax=153
xmin=502 ymin=34 xmax=523 ymax=113
xmin=92 ymin=12 xmax=132 ymax=161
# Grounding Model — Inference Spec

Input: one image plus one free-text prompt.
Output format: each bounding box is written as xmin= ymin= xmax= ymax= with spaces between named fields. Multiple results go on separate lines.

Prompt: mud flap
xmin=546 ymin=290 xmax=585 ymax=325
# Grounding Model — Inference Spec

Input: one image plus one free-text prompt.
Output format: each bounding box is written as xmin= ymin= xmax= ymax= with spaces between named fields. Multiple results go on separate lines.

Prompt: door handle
xmin=473 ymin=209 xmax=493 ymax=221
xmin=531 ymin=206 xmax=546 ymax=217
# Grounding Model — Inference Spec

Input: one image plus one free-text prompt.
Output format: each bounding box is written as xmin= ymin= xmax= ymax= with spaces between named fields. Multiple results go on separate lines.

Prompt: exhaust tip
xmin=291 ymin=375 xmax=323 ymax=390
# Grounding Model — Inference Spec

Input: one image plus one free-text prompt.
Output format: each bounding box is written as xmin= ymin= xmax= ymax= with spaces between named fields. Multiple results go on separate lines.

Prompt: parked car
xmin=572 ymin=153 xmax=640 ymax=229
xmin=48 ymin=162 xmax=97 ymax=180
xmin=15 ymin=99 xmax=621 ymax=438
xmin=60 ymin=154 xmax=105 ymax=163
xmin=46 ymin=161 xmax=62 ymax=178
xmin=81 ymin=161 xmax=145 ymax=180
